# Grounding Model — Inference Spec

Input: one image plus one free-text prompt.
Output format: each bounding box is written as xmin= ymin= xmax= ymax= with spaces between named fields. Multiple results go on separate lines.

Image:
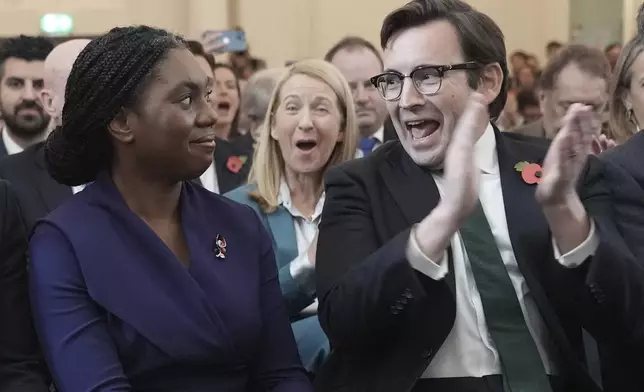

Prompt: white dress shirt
xmin=199 ymin=161 xmax=220 ymax=194
xmin=2 ymin=127 xmax=24 ymax=155
xmin=406 ymin=124 xmax=599 ymax=379
xmin=280 ymin=180 xmax=325 ymax=312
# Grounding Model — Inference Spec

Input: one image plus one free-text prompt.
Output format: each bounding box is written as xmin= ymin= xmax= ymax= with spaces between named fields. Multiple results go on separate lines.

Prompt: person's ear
xmin=108 ymin=109 xmax=135 ymax=143
xmin=40 ymin=89 xmax=56 ymax=117
xmin=477 ymin=62 xmax=503 ymax=107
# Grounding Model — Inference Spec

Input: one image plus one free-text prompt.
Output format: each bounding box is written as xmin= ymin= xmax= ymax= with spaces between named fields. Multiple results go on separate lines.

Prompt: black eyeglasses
xmin=370 ymin=62 xmax=480 ymax=101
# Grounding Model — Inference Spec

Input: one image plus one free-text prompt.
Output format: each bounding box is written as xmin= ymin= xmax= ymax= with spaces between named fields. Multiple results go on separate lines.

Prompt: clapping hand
xmin=536 ymin=104 xmax=600 ymax=206
xmin=441 ymin=92 xmax=489 ymax=222
xmin=591 ymin=133 xmax=617 ymax=155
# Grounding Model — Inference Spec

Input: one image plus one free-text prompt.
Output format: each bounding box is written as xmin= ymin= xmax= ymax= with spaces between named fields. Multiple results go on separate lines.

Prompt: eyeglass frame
xmin=369 ymin=61 xmax=481 ymax=101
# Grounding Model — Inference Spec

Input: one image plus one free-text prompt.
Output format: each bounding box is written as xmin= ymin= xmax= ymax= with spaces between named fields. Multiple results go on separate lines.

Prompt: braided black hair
xmin=0 ymin=35 xmax=53 ymax=71
xmin=45 ymin=26 xmax=186 ymax=186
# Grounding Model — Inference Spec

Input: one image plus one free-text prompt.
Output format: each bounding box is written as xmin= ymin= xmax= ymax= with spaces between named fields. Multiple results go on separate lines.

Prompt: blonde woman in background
xmin=608 ymin=35 xmax=644 ymax=144
xmin=226 ymin=59 xmax=358 ymax=376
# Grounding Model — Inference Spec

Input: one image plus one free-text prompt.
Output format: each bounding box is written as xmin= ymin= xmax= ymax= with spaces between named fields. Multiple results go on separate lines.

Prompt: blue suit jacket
xmin=28 ymin=172 xmax=312 ymax=392
xmin=225 ymin=185 xmax=314 ymax=317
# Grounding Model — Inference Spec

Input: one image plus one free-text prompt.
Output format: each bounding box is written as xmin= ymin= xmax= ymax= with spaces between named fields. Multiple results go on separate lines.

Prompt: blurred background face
xmin=510 ymin=53 xmax=527 ymax=74
xmin=213 ymin=66 xmax=240 ymax=128
xmin=517 ymin=66 xmax=536 ymax=89
xmin=0 ymin=58 xmax=50 ymax=137
xmin=539 ymin=63 xmax=607 ymax=137
xmin=330 ymin=47 xmax=388 ymax=138
xmin=271 ymin=73 xmax=343 ymax=175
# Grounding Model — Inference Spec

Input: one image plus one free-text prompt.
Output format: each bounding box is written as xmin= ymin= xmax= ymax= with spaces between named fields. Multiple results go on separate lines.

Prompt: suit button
xmin=403 ymin=288 xmax=414 ymax=299
xmin=398 ymin=297 xmax=408 ymax=305
xmin=390 ymin=306 xmax=400 ymax=315
xmin=395 ymin=303 xmax=405 ymax=310
xmin=421 ymin=349 xmax=433 ymax=358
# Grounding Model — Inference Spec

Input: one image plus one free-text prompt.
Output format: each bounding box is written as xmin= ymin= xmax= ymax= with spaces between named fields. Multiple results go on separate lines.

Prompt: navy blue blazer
xmin=28 ymin=172 xmax=312 ymax=392
xmin=226 ymin=184 xmax=314 ymax=318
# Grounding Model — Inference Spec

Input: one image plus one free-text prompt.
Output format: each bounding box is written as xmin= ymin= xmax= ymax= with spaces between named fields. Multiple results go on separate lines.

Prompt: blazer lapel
xmin=265 ymin=207 xmax=298 ymax=268
xmin=379 ymin=145 xmax=441 ymax=225
xmin=496 ymin=130 xmax=583 ymax=368
xmin=83 ymin=173 xmax=238 ymax=359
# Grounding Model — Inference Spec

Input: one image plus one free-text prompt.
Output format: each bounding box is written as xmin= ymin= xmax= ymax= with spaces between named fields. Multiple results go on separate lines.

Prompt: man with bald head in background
xmin=0 ymin=39 xmax=90 ymax=231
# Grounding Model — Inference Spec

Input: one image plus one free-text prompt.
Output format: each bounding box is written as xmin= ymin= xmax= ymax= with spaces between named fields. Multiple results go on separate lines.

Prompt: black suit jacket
xmin=194 ymin=136 xmax=253 ymax=194
xmin=0 ymin=142 xmax=72 ymax=232
xmin=590 ymin=132 xmax=644 ymax=390
xmin=314 ymin=130 xmax=643 ymax=392
xmin=0 ymin=180 xmax=49 ymax=391
xmin=0 ymin=138 xmax=8 ymax=157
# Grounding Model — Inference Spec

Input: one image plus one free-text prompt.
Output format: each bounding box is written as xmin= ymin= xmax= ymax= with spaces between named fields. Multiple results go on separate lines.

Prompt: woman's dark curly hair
xmin=45 ymin=26 xmax=186 ymax=186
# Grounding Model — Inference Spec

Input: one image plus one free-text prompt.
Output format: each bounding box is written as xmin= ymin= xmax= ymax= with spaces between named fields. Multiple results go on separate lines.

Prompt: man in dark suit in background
xmin=0 ymin=39 xmax=90 ymax=231
xmin=0 ymin=179 xmax=49 ymax=391
xmin=512 ymin=45 xmax=611 ymax=141
xmin=0 ymin=36 xmax=53 ymax=157
xmin=314 ymin=1 xmax=643 ymax=391
xmin=325 ymin=36 xmax=397 ymax=156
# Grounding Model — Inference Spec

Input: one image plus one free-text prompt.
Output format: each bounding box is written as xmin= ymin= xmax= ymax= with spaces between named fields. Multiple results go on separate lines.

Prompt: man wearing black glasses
xmin=314 ymin=1 xmax=644 ymax=392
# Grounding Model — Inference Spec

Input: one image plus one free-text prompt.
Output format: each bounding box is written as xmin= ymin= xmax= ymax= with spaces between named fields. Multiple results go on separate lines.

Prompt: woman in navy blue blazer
xmin=28 ymin=26 xmax=312 ymax=392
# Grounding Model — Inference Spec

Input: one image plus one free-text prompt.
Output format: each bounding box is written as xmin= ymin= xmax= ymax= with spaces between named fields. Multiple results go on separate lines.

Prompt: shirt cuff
xmin=553 ymin=219 xmax=599 ymax=269
xmin=406 ymin=225 xmax=449 ymax=280
xmin=289 ymin=252 xmax=316 ymax=296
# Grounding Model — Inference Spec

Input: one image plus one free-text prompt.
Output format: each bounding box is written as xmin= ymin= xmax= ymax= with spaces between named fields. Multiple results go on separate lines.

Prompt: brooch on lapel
xmin=514 ymin=161 xmax=543 ymax=184
xmin=214 ymin=234 xmax=227 ymax=259
xmin=226 ymin=155 xmax=248 ymax=174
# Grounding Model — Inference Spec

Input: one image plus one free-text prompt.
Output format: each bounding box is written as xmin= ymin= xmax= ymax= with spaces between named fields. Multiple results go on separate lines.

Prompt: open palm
xmin=442 ymin=93 xmax=489 ymax=221
xmin=536 ymin=104 xmax=598 ymax=205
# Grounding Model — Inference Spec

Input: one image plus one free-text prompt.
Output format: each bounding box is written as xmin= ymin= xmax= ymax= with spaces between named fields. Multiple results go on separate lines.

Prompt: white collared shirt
xmin=280 ymin=180 xmax=325 ymax=310
xmin=199 ymin=161 xmax=220 ymax=194
xmin=2 ymin=127 xmax=24 ymax=155
xmin=406 ymin=123 xmax=599 ymax=378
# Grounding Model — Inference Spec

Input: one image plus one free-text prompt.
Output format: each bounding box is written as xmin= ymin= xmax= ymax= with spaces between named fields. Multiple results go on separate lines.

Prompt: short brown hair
xmin=324 ymin=36 xmax=383 ymax=67
xmin=539 ymin=44 xmax=610 ymax=92
xmin=380 ymin=0 xmax=508 ymax=120
xmin=186 ymin=40 xmax=215 ymax=70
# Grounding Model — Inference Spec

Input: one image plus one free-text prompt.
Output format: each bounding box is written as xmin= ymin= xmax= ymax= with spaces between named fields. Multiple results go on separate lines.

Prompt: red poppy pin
xmin=226 ymin=155 xmax=248 ymax=174
xmin=514 ymin=161 xmax=543 ymax=184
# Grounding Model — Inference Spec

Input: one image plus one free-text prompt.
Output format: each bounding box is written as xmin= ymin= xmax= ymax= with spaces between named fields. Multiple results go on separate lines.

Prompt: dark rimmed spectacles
xmin=370 ymin=62 xmax=480 ymax=101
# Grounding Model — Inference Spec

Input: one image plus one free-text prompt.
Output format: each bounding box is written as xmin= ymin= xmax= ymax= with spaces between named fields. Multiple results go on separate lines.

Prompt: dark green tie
xmin=459 ymin=200 xmax=553 ymax=392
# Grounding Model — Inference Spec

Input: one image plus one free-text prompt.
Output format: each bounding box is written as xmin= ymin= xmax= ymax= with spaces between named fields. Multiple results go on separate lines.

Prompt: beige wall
xmin=241 ymin=0 xmax=571 ymax=67
xmin=624 ymin=0 xmax=641 ymax=42
xmin=0 ymin=0 xmax=637 ymax=67
xmin=0 ymin=0 xmax=228 ymax=39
